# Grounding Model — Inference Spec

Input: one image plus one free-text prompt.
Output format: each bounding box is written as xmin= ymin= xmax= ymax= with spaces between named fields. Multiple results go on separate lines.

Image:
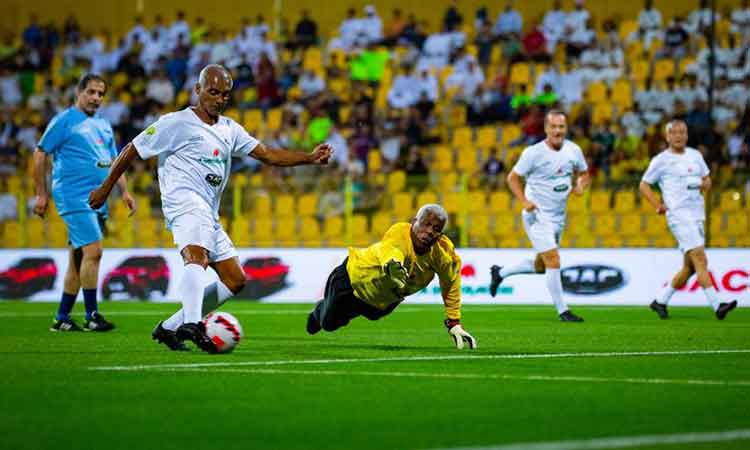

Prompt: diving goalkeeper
xmin=306 ymin=204 xmax=477 ymax=349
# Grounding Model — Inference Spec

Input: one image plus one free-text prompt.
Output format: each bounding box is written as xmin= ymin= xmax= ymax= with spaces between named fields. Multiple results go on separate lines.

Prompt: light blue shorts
xmin=62 ymin=211 xmax=105 ymax=249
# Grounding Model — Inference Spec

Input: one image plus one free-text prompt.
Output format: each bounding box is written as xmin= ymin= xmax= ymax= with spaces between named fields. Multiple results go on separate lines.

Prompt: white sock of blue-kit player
xmin=163 ymin=280 xmax=234 ymax=331
xmin=546 ymin=268 xmax=568 ymax=315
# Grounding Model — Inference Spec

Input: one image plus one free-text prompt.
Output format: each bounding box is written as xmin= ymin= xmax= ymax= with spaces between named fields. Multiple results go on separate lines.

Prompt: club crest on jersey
xmin=205 ymin=174 xmax=223 ymax=187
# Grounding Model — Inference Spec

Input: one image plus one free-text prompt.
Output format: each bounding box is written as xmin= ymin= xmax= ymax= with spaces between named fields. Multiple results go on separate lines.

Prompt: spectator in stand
xmin=126 ymin=16 xmax=149 ymax=48
xmin=167 ymin=10 xmax=190 ymax=51
xmin=294 ymin=10 xmax=318 ymax=49
xmin=522 ymin=21 xmax=549 ymax=62
xmin=145 ymin=69 xmax=175 ymax=106
xmin=686 ymin=0 xmax=717 ymax=36
xmin=256 ymin=53 xmax=282 ymax=111
xmin=731 ymin=0 xmax=750 ymax=46
xmin=493 ymin=1 xmax=523 ymax=41
xmin=298 ymin=69 xmax=325 ymax=100
xmin=404 ymin=145 xmax=428 ymax=176
xmin=659 ymin=16 xmax=689 ymax=61
xmin=480 ymin=147 xmax=506 ymax=189
xmin=475 ymin=21 xmax=494 ymax=68
xmin=388 ymin=64 xmax=418 ymax=109
xmin=443 ymin=0 xmax=463 ymax=32
xmin=631 ymin=0 xmax=663 ymax=50
xmin=542 ymin=0 xmax=567 ymax=54
xmin=382 ymin=8 xmax=407 ymax=47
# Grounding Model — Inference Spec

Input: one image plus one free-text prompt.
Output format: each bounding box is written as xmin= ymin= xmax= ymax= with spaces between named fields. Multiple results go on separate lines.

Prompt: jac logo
xmin=460 ymin=264 xmax=476 ymax=277
xmin=676 ymin=269 xmax=750 ymax=292
xmin=561 ymin=264 xmax=627 ymax=295
xmin=205 ymin=174 xmax=223 ymax=187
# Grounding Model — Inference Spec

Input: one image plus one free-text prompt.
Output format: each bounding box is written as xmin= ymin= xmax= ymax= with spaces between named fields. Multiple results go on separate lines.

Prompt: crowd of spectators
xmin=2 ymin=0 xmax=750 ymax=219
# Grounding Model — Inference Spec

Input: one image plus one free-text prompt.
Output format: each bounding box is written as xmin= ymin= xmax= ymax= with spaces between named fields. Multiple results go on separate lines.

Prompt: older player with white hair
xmin=306 ymin=204 xmax=477 ymax=349
xmin=640 ymin=119 xmax=737 ymax=320
xmin=489 ymin=110 xmax=590 ymax=322
xmin=89 ymin=64 xmax=333 ymax=352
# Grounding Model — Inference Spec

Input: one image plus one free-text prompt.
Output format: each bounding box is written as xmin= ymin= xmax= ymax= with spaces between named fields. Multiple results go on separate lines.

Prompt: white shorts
xmin=522 ymin=211 xmax=564 ymax=253
xmin=169 ymin=211 xmax=237 ymax=263
xmin=668 ymin=220 xmax=705 ymax=253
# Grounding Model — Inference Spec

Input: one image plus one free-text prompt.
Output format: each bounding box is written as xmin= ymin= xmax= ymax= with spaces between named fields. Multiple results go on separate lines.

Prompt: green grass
xmin=1 ymin=302 xmax=749 ymax=450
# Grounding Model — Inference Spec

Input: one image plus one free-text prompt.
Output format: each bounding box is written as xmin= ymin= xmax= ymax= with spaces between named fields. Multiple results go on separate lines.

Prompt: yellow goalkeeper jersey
xmin=346 ymin=223 xmax=463 ymax=320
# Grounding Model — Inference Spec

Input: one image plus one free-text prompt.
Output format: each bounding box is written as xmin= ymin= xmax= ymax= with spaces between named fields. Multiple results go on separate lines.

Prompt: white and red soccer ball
xmin=202 ymin=312 xmax=243 ymax=353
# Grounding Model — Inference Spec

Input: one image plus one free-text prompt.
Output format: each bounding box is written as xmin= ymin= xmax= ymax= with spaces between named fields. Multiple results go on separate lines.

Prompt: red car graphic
xmin=0 ymin=257 xmax=58 ymax=298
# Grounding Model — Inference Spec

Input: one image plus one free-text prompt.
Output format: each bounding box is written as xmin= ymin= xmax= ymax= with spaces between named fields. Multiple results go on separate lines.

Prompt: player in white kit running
xmin=489 ymin=111 xmax=590 ymax=321
xmin=640 ymin=119 xmax=737 ymax=320
xmin=89 ymin=65 xmax=333 ymax=352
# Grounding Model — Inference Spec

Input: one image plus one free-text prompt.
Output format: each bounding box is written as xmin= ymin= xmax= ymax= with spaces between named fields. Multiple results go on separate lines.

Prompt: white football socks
xmin=499 ymin=259 xmax=536 ymax=278
xmin=163 ymin=279 xmax=235 ymax=331
xmin=703 ymin=286 xmax=720 ymax=312
xmin=546 ymin=268 xmax=568 ymax=314
xmin=178 ymin=264 xmax=207 ymax=324
xmin=657 ymin=285 xmax=676 ymax=305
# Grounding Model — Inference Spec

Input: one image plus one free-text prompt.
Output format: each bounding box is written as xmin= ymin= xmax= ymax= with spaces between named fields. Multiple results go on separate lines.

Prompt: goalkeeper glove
xmin=445 ymin=319 xmax=477 ymax=350
xmin=384 ymin=259 xmax=408 ymax=289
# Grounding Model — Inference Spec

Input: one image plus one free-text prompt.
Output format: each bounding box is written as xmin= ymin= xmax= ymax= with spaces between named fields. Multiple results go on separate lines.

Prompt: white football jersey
xmin=132 ymin=108 xmax=259 ymax=224
xmin=512 ymin=139 xmax=588 ymax=222
xmin=642 ymin=147 xmax=709 ymax=223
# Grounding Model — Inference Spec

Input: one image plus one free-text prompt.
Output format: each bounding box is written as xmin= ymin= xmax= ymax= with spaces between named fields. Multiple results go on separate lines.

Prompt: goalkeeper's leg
xmin=308 ymin=258 xmax=361 ymax=334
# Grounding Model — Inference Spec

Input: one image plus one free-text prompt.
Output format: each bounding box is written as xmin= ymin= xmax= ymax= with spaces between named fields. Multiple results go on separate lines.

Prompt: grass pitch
xmin=1 ymin=301 xmax=749 ymax=450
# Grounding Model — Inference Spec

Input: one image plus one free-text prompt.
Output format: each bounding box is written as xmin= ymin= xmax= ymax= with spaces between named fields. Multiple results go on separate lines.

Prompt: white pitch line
xmin=146 ymin=367 xmax=750 ymax=388
xmin=0 ymin=308 xmax=443 ymax=318
xmin=427 ymin=428 xmax=750 ymax=450
xmin=89 ymin=349 xmax=750 ymax=371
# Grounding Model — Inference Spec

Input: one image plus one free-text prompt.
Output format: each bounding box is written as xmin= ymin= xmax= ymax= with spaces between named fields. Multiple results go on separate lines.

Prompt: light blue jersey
xmin=38 ymin=107 xmax=118 ymax=216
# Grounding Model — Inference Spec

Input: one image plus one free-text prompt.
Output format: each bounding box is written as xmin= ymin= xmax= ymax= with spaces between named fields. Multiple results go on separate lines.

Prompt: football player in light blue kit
xmin=33 ymin=74 xmax=136 ymax=332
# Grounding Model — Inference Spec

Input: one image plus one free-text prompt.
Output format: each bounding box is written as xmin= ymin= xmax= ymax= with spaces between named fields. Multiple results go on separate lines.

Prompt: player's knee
xmin=225 ymin=275 xmax=246 ymax=294
xmin=82 ymin=245 xmax=103 ymax=261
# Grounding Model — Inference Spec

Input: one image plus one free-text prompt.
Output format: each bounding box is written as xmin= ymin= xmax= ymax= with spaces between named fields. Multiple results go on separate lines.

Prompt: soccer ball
xmin=202 ymin=312 xmax=243 ymax=353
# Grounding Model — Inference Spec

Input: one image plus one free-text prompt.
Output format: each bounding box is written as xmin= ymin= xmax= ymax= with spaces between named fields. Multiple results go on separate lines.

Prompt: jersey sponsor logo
xmin=561 ymin=264 xmax=627 ymax=295
xmin=205 ymin=173 xmax=223 ymax=187
xmin=96 ymin=160 xmax=112 ymax=168
xmin=553 ymin=184 xmax=569 ymax=192
xmin=199 ymin=149 xmax=225 ymax=165
xmin=687 ymin=184 xmax=701 ymax=190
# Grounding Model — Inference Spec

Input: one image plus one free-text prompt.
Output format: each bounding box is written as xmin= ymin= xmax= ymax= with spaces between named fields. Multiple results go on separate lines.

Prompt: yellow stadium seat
xmin=499 ymin=237 xmax=524 ymax=248
xmin=652 ymin=236 xmax=676 ymax=248
xmin=275 ymin=194 xmax=295 ymax=218
xmin=275 ymin=218 xmax=297 ymax=247
xmin=417 ymin=190 xmax=438 ymax=207
xmin=433 ymin=145 xmax=454 ymax=173
xmin=392 ymin=192 xmax=414 ymax=220
xmin=387 ymin=171 xmax=407 ymax=193
xmin=266 ymin=108 xmax=282 ymax=130
xmin=592 ymin=214 xmax=617 ymax=237
xmin=574 ymin=235 xmax=596 ymax=248
xmin=568 ymin=194 xmax=585 ymax=215
xmin=368 ymin=151 xmax=382 ymax=172
xmin=619 ymin=19 xmax=638 ymax=41
xmin=719 ymin=191 xmax=742 ymax=212
xmin=601 ymin=236 xmax=624 ymax=248
xmin=253 ymin=218 xmax=273 ymax=247
xmin=501 ymin=125 xmax=521 ymax=145
xmin=489 ymin=191 xmax=511 ymax=211
xmin=590 ymin=191 xmax=610 ymax=213
xmin=653 ymin=59 xmax=675 ymax=82
xmin=350 ymin=215 xmax=370 ymax=246
xmin=468 ymin=214 xmax=492 ymax=246
xmin=586 ymin=81 xmax=607 ymax=101
xmin=253 ymin=195 xmax=272 ymax=216
xmin=297 ymin=193 xmax=318 ymax=217
xmin=710 ymin=236 xmax=731 ymax=248
xmin=725 ymin=212 xmax=748 ymax=236
xmin=510 ymin=62 xmax=530 ymax=86
xmin=492 ymin=214 xmax=515 ymax=236
xmin=323 ymin=215 xmax=344 ymax=240
xmin=224 ymin=108 xmax=241 ymax=123
xmin=611 ymin=79 xmax=633 ymax=109
xmin=243 ymin=109 xmax=264 ymax=131
xmin=443 ymin=192 xmax=461 ymax=214
xmin=451 ymin=126 xmax=472 ymax=148
xmin=467 ymin=191 xmax=487 ymax=214
xmin=26 ymin=219 xmax=45 ymax=248
xmin=300 ymin=217 xmax=322 ymax=247
xmin=614 ymin=190 xmax=636 ymax=213
xmin=709 ymin=212 xmax=724 ymax=235
xmin=567 ymin=216 xmax=589 ymax=238
xmin=456 ymin=149 xmax=478 ymax=172
xmin=437 ymin=171 xmax=458 ymax=193
xmin=476 ymin=126 xmax=498 ymax=148
xmin=643 ymin=214 xmax=667 ymax=237
xmin=631 ymin=60 xmax=649 ymax=84
xmin=628 ymin=237 xmax=649 ymax=247
xmin=619 ymin=214 xmax=642 ymax=236
xmin=592 ymin=102 xmax=613 ymax=125
xmin=370 ymin=212 xmax=393 ymax=238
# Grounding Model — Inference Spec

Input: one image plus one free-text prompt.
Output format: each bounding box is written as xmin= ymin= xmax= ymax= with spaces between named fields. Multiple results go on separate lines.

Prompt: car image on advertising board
xmin=235 ymin=256 xmax=290 ymax=300
xmin=0 ymin=257 xmax=58 ymax=299
xmin=101 ymin=255 xmax=170 ymax=300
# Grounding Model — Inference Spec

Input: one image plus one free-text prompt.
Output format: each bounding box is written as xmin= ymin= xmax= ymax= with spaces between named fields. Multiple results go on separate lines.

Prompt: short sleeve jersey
xmin=642 ymin=147 xmax=709 ymax=223
xmin=512 ymin=139 xmax=588 ymax=222
xmin=38 ymin=107 xmax=118 ymax=216
xmin=132 ymin=108 xmax=259 ymax=224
